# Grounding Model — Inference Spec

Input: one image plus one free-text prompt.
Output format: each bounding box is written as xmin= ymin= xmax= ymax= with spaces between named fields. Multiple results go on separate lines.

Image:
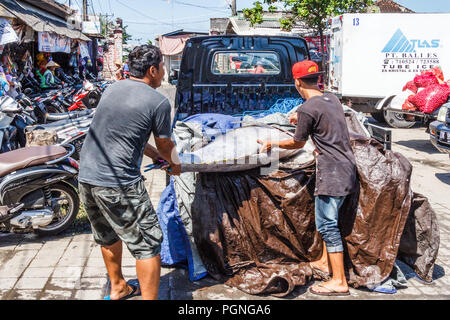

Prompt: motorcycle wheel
xmin=35 ymin=183 xmax=79 ymax=236
xmin=46 ymin=104 xmax=64 ymax=114
xmin=87 ymin=91 xmax=101 ymax=109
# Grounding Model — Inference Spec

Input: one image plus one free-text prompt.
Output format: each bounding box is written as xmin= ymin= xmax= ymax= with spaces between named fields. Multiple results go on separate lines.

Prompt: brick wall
xmin=102 ymin=28 xmax=123 ymax=80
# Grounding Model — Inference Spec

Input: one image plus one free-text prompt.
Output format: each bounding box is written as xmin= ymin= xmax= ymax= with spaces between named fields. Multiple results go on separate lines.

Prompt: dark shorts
xmin=79 ymin=179 xmax=162 ymax=260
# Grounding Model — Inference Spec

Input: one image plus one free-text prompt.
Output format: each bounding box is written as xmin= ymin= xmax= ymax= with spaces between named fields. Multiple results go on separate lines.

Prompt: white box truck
xmin=328 ymin=13 xmax=450 ymax=128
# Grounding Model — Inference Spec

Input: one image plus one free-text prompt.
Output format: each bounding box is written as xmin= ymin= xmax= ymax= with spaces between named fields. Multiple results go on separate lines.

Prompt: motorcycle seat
xmin=0 ymin=146 xmax=67 ymax=177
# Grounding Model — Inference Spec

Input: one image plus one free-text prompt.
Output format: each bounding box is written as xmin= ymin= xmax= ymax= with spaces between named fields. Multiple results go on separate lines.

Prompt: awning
xmin=0 ymin=0 xmax=90 ymax=41
xmin=158 ymin=34 xmax=191 ymax=56
xmin=0 ymin=5 xmax=16 ymax=18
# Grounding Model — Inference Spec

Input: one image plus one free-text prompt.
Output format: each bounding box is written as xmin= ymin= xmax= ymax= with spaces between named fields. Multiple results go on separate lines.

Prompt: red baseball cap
xmin=292 ymin=60 xmax=323 ymax=80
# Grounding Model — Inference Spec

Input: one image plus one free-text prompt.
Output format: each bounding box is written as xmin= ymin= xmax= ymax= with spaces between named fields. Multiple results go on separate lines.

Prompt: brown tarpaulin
xmin=191 ymin=133 xmax=439 ymax=296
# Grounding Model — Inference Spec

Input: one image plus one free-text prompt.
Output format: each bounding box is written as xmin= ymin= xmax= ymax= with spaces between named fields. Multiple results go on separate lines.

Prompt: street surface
xmin=0 ymin=85 xmax=448 ymax=300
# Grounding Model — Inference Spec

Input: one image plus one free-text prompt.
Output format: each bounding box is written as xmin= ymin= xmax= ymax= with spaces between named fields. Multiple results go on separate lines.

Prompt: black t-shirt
xmin=79 ymin=79 xmax=172 ymax=187
xmin=294 ymin=93 xmax=357 ymax=197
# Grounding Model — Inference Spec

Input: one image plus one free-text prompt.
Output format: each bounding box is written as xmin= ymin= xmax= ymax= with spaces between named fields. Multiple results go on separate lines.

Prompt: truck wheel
xmin=370 ymin=112 xmax=386 ymax=124
xmin=383 ymin=110 xmax=416 ymax=128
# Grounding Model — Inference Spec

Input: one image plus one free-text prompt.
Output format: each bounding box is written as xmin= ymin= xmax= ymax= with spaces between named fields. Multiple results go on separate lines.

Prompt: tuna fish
xmin=178 ymin=124 xmax=314 ymax=172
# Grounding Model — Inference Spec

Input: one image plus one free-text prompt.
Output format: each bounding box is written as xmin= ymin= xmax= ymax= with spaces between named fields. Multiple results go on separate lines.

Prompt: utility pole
xmin=231 ymin=0 xmax=237 ymax=16
xmin=82 ymin=0 xmax=88 ymax=21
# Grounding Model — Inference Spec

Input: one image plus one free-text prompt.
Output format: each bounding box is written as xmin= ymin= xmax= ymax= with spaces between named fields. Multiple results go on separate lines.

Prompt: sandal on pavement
xmin=104 ymin=279 xmax=141 ymax=300
xmin=309 ymin=283 xmax=350 ymax=297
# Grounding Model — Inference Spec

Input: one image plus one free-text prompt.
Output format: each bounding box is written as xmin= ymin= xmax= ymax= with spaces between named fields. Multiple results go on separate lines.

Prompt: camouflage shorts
xmin=79 ymin=179 xmax=162 ymax=260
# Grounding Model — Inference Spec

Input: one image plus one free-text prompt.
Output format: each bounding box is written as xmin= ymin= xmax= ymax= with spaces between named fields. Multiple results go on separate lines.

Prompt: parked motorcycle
xmin=0 ymin=95 xmax=37 ymax=152
xmin=66 ymin=81 xmax=102 ymax=111
xmin=0 ymin=144 xmax=79 ymax=236
xmin=27 ymin=109 xmax=95 ymax=160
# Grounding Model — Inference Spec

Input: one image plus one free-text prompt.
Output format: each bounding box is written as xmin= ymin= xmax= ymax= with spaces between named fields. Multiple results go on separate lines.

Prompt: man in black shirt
xmin=258 ymin=60 xmax=357 ymax=296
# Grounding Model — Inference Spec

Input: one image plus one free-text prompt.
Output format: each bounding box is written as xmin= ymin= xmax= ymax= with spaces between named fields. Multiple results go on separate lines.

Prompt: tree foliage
xmin=244 ymin=0 xmax=374 ymax=32
xmin=122 ymin=25 xmax=133 ymax=45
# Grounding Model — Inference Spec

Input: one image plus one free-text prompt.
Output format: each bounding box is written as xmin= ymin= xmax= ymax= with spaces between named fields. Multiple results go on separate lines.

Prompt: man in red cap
xmin=257 ymin=60 xmax=357 ymax=296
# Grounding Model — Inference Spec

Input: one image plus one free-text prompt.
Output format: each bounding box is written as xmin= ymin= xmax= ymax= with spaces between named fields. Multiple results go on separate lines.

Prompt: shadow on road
xmin=395 ymin=139 xmax=440 ymax=154
xmin=435 ymin=173 xmax=450 ymax=185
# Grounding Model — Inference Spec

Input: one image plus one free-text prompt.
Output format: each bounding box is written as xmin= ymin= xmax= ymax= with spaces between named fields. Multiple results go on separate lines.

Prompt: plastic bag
xmin=402 ymin=80 xmax=418 ymax=94
xmin=414 ymin=72 xmax=439 ymax=88
xmin=408 ymin=83 xmax=450 ymax=113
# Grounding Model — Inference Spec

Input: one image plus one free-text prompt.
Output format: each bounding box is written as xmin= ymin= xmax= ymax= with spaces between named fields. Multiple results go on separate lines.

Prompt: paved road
xmin=0 ymin=86 xmax=448 ymax=300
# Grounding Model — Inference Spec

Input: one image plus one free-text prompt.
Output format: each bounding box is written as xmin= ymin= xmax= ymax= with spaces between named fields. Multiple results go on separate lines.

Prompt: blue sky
xmin=56 ymin=0 xmax=450 ymax=45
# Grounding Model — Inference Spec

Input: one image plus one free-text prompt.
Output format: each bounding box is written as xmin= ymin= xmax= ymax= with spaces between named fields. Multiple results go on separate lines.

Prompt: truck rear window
xmin=212 ymin=52 xmax=281 ymax=75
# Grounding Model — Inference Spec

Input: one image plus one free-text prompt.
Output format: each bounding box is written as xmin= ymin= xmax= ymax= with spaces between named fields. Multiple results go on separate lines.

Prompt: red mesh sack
xmin=428 ymin=66 xmax=444 ymax=82
xmin=402 ymin=99 xmax=418 ymax=111
xmin=414 ymin=72 xmax=439 ymax=88
xmin=402 ymin=80 xmax=418 ymax=93
xmin=408 ymin=84 xmax=450 ymax=113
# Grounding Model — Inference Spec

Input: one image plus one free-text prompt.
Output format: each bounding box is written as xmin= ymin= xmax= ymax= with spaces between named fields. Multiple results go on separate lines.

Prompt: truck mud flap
xmin=365 ymin=122 xmax=392 ymax=151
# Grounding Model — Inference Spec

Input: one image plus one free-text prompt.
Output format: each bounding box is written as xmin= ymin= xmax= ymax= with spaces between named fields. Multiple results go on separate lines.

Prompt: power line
xmin=89 ymin=0 xmax=96 ymax=17
xmin=123 ymin=11 xmax=225 ymax=24
xmin=113 ymin=0 xmax=195 ymax=30
xmin=95 ymin=0 xmax=104 ymax=14
xmin=74 ymin=0 xmax=82 ymax=11
xmin=114 ymin=0 xmax=172 ymax=25
xmin=124 ymin=19 xmax=211 ymax=25
xmin=108 ymin=0 xmax=113 ymax=15
xmin=165 ymin=0 xmax=229 ymax=11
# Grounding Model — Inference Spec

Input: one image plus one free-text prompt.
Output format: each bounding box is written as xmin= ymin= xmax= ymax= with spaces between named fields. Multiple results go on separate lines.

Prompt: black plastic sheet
xmin=190 ymin=133 xmax=439 ymax=296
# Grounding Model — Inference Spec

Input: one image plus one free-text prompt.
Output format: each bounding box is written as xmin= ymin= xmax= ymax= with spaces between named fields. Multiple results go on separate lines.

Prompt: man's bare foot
xmin=110 ymin=281 xmax=134 ymax=300
xmin=310 ymin=279 xmax=349 ymax=295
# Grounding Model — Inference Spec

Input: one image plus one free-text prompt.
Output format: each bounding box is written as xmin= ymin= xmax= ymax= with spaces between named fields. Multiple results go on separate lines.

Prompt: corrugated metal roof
xmin=0 ymin=0 xmax=90 ymax=41
xmin=21 ymin=0 xmax=72 ymax=20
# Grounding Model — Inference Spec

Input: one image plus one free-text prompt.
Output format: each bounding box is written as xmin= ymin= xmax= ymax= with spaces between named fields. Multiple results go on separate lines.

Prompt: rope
xmin=232 ymin=98 xmax=304 ymax=118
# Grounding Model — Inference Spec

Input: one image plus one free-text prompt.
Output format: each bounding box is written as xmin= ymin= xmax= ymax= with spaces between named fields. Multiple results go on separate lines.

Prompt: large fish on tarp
xmin=178 ymin=124 xmax=315 ymax=173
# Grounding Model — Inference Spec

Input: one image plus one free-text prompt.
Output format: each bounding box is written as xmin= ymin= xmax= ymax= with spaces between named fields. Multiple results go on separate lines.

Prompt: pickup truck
xmin=430 ymin=102 xmax=450 ymax=155
xmin=172 ymin=35 xmax=391 ymax=149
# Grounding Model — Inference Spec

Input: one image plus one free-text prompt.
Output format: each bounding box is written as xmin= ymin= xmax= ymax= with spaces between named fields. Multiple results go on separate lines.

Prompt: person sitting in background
xmin=46 ymin=61 xmax=62 ymax=86
xmin=36 ymin=61 xmax=53 ymax=89
xmin=115 ymin=61 xmax=124 ymax=81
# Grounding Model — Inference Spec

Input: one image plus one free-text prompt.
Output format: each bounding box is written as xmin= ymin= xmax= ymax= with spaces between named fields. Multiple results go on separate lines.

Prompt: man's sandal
xmin=309 ymin=283 xmax=350 ymax=296
xmin=104 ymin=279 xmax=141 ymax=300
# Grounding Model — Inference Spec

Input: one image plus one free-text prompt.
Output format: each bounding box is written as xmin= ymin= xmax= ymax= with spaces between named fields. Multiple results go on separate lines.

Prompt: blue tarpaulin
xmin=156 ymin=113 xmax=242 ymax=281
